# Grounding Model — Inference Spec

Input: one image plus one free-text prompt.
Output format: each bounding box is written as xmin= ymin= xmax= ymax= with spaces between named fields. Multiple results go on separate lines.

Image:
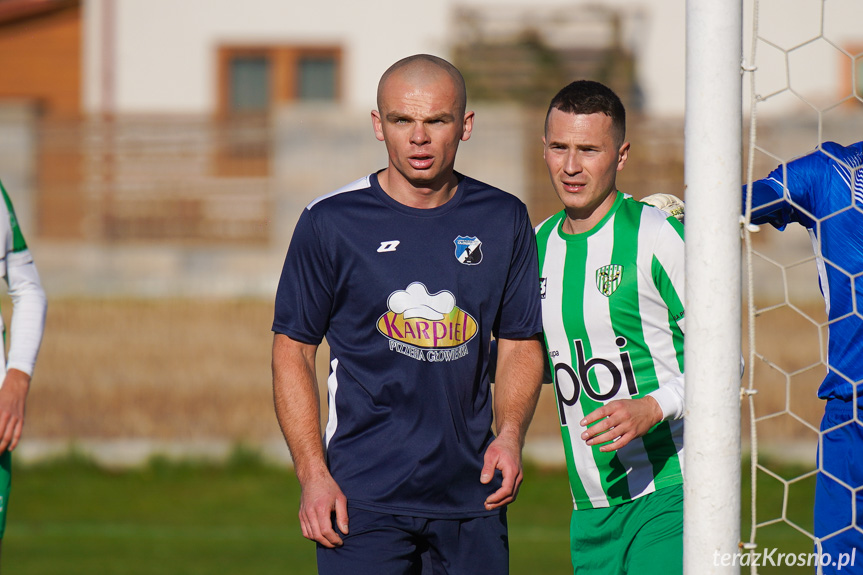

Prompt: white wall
xmin=83 ymin=0 xmax=687 ymax=116
xmin=84 ymin=0 xmax=450 ymax=115
xmin=82 ymin=0 xmax=863 ymax=118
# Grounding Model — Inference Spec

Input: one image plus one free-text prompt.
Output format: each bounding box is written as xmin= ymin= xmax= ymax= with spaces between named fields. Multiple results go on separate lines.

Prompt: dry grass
xmin=742 ymin=299 xmax=829 ymax=447
xmin=19 ymin=298 xmax=562 ymax=446
xmin=16 ymin=297 xmax=823 ymax=449
xmin=26 ymin=298 xmax=280 ymax=441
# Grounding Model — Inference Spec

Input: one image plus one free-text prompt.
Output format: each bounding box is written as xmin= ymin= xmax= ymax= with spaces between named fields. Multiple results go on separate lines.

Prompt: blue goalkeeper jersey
xmin=744 ymin=141 xmax=863 ymax=403
xmin=273 ymin=172 xmax=543 ymax=518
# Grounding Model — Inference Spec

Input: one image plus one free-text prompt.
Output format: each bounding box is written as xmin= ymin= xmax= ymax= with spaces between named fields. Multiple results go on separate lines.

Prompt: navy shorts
xmin=316 ymin=506 xmax=509 ymax=575
xmin=814 ymin=399 xmax=863 ymax=573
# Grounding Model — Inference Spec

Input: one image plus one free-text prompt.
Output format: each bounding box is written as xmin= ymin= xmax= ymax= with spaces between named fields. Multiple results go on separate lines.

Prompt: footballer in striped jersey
xmin=0 ymin=180 xmax=47 ymax=564
xmin=536 ymin=80 xmax=684 ymax=575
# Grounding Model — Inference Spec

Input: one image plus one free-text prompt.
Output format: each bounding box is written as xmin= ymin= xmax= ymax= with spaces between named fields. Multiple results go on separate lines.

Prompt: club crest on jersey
xmin=596 ymin=264 xmax=623 ymax=297
xmin=453 ymin=236 xmax=483 ymax=265
xmin=540 ymin=278 xmax=547 ymax=299
xmin=377 ymin=282 xmax=477 ymax=363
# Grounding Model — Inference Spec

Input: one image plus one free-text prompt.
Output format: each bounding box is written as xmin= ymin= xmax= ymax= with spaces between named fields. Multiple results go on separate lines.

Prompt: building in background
xmin=0 ymin=0 xmax=860 ymax=297
xmin=0 ymin=0 xmax=859 ymax=465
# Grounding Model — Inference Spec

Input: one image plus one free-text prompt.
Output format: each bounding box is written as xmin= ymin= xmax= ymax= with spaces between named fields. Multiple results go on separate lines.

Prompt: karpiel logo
xmin=377 ymin=282 xmax=477 ymax=362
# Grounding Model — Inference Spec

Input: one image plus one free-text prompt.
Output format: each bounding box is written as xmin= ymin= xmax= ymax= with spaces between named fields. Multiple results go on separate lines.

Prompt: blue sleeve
xmin=494 ymin=207 xmax=543 ymax=340
xmin=272 ymin=208 xmax=334 ymax=344
xmin=743 ymin=146 xmax=836 ymax=230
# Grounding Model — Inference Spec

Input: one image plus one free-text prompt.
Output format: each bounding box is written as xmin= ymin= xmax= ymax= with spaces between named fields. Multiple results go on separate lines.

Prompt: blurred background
xmin=0 ymin=0 xmax=860 ymax=467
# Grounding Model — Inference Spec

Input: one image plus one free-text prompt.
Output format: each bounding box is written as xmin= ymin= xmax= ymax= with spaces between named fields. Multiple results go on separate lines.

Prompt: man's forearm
xmin=493 ymin=336 xmax=544 ymax=445
xmin=271 ymin=334 xmax=328 ymax=482
xmin=7 ymin=261 xmax=47 ymax=376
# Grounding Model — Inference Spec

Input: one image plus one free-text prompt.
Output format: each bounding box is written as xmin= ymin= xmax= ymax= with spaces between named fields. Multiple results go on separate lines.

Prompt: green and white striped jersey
xmin=0 ymin=179 xmax=45 ymax=379
xmin=535 ymin=192 xmax=685 ymax=510
xmin=0 ymin=181 xmax=28 ymax=261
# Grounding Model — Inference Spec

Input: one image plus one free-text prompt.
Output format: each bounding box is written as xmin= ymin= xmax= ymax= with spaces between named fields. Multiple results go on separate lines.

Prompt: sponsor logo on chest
xmin=377 ymin=282 xmax=477 ymax=363
xmin=549 ymin=337 xmax=639 ymax=426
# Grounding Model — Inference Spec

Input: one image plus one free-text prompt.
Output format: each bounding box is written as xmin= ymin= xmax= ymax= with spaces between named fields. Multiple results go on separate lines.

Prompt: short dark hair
xmin=545 ymin=80 xmax=626 ymax=145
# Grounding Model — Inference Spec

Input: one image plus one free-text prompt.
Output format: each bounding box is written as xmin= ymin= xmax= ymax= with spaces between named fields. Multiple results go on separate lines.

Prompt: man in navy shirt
xmin=272 ymin=54 xmax=545 ymax=574
xmin=744 ymin=141 xmax=863 ymax=572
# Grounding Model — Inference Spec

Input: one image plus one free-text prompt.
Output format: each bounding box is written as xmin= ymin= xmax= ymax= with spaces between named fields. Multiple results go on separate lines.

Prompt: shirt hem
xmin=572 ymin=475 xmax=684 ymax=510
xmin=347 ymin=499 xmax=502 ymax=520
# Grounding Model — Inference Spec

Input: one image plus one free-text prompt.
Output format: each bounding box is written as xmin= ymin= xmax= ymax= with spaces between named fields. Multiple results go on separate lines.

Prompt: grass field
xmin=1 ymin=297 xmax=827 ymax=573
xmin=2 ymin=451 xmax=815 ymax=575
xmin=3 ymin=451 xmax=573 ymax=575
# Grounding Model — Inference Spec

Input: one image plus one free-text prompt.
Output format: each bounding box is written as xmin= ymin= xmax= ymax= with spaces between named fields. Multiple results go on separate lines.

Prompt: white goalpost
xmin=683 ymin=1 xmax=744 ymax=574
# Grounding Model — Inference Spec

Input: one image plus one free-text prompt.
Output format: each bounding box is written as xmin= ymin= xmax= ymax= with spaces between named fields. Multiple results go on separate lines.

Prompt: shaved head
xmin=377 ymin=54 xmax=467 ymax=118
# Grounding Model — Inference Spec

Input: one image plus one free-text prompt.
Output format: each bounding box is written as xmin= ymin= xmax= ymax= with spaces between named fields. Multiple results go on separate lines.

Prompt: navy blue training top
xmin=273 ymin=172 xmax=543 ymax=518
xmin=744 ymin=141 xmax=863 ymax=403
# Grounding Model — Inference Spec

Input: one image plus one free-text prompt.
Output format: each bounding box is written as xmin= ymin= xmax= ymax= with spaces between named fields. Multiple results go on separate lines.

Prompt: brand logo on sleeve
xmin=377 ymin=282 xmax=477 ymax=362
xmin=453 ymin=236 xmax=483 ymax=265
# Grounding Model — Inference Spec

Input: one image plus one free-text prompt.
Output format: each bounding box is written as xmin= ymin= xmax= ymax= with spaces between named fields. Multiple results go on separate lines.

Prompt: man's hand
xmin=298 ymin=469 xmax=349 ymax=548
xmin=480 ymin=431 xmax=523 ymax=510
xmin=482 ymin=336 xmax=544 ymax=510
xmin=580 ymin=396 xmax=663 ymax=452
xmin=272 ymin=334 xmax=349 ymax=548
xmin=0 ymin=369 xmax=30 ymax=452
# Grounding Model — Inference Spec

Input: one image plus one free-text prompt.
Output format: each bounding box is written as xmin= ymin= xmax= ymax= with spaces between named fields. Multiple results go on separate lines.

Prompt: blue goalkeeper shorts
xmin=814 ymin=399 xmax=863 ymax=573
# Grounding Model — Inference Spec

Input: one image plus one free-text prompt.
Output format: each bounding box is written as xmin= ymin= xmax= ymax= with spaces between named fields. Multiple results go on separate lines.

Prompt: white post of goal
xmin=683 ymin=1 xmax=743 ymax=574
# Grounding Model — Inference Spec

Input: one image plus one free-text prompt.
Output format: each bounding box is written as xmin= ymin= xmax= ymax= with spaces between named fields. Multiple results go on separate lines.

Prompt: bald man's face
xmin=371 ymin=68 xmax=473 ymax=191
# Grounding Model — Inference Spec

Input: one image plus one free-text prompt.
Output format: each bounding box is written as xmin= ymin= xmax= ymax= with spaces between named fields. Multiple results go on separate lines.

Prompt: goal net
xmin=741 ymin=0 xmax=863 ymax=573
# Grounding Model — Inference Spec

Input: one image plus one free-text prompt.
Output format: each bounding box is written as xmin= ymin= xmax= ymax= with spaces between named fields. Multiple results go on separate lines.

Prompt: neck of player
xmin=378 ymin=168 xmax=459 ymax=209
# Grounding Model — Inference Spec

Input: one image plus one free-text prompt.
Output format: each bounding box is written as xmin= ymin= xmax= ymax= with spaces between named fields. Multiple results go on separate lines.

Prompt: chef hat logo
xmin=387 ymin=282 xmax=456 ymax=321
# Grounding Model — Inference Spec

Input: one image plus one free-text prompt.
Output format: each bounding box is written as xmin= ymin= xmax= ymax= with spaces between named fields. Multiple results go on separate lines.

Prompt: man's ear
xmin=461 ymin=111 xmax=475 ymax=142
xmin=371 ymin=110 xmax=385 ymax=142
xmin=617 ymin=141 xmax=631 ymax=172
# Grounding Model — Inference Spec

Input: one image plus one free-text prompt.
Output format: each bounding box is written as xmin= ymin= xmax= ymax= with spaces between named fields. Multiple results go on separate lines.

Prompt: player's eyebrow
xmin=548 ymin=139 xmax=602 ymax=151
xmin=385 ymin=111 xmax=455 ymax=123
